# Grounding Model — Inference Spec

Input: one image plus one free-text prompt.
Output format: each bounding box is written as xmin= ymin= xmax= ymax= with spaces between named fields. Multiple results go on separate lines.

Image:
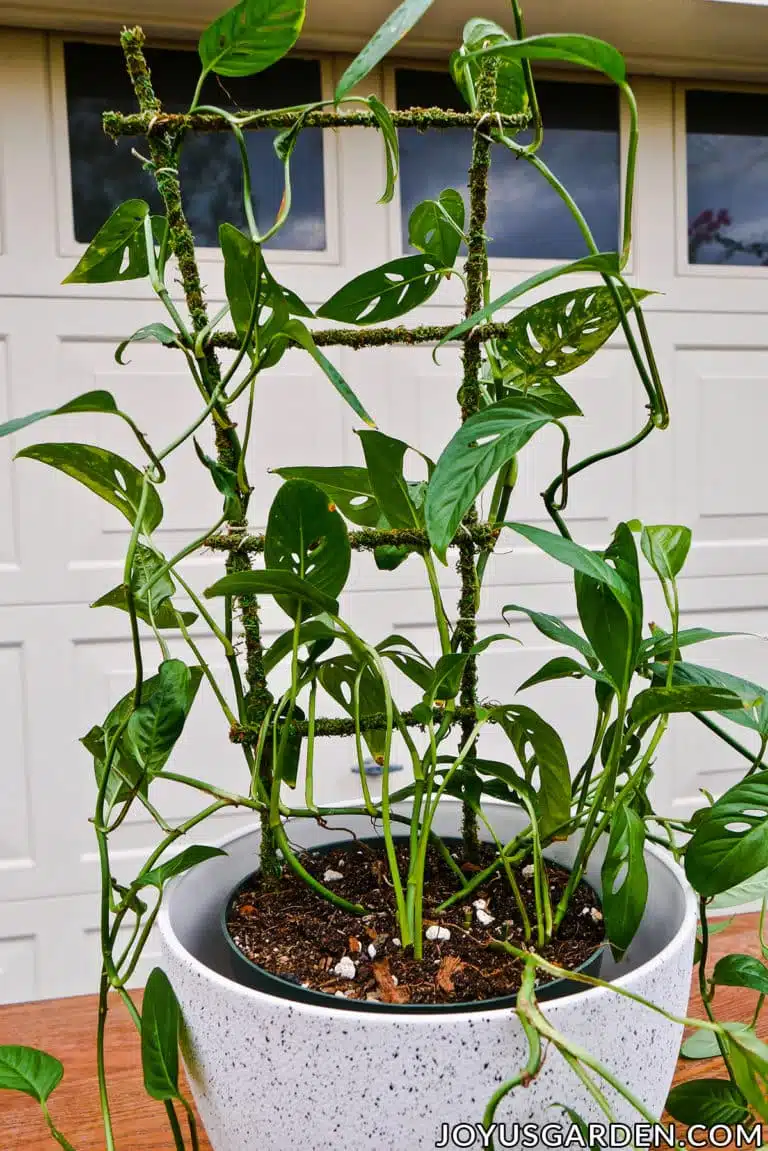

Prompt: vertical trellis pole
xmin=456 ymin=59 xmax=498 ymax=861
xmin=120 ymin=29 xmax=280 ymax=877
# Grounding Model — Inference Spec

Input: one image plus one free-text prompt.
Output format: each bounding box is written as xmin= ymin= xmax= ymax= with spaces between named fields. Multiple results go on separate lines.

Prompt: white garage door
xmin=1 ymin=28 xmax=767 ymax=1002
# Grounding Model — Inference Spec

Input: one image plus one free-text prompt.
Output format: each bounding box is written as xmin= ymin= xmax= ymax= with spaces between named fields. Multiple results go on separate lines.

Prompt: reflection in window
xmin=687 ymin=89 xmax=768 ymax=266
xmin=64 ymin=43 xmax=326 ymax=250
xmin=395 ymin=70 xmax=620 ymax=260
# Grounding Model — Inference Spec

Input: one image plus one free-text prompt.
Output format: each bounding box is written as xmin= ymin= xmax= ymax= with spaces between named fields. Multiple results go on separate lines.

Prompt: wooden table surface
xmin=0 ymin=915 xmax=764 ymax=1150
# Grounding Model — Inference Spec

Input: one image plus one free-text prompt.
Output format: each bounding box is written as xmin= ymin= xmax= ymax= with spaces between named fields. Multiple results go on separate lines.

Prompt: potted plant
xmin=3 ymin=0 xmax=768 ymax=1147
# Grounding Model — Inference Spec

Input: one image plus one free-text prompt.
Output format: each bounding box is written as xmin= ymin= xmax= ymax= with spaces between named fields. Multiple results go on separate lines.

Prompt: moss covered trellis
xmin=111 ymin=29 xmax=523 ymax=859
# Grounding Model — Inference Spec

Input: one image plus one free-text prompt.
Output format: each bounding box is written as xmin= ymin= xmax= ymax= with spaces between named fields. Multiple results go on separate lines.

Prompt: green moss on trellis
xmin=103 ymin=106 xmax=529 ymax=140
xmin=208 ymin=322 xmax=514 ymax=351
xmin=204 ymin=523 xmax=501 ymax=555
xmin=229 ymin=705 xmax=488 ymax=744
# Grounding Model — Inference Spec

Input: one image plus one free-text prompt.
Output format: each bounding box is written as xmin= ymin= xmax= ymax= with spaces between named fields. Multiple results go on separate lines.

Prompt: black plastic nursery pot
xmin=221 ymin=835 xmax=605 ymax=1014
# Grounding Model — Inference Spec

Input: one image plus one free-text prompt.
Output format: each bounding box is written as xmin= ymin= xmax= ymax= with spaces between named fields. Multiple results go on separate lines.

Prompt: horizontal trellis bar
xmin=209 ymin=322 xmax=515 ymax=351
xmin=205 ymin=523 xmax=501 ymax=554
xmin=229 ymin=705 xmax=487 ymax=743
xmin=104 ymin=106 xmax=529 ymax=140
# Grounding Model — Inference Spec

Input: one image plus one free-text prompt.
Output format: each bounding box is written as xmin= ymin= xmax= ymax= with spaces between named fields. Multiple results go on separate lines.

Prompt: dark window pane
xmin=395 ymin=70 xmax=620 ymax=260
xmin=65 ymin=43 xmax=326 ymax=250
xmin=687 ymin=89 xmax=768 ymax=266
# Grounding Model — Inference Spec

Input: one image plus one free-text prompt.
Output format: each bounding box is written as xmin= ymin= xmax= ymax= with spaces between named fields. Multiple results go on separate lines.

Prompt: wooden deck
xmin=1 ymin=915 xmax=764 ymax=1149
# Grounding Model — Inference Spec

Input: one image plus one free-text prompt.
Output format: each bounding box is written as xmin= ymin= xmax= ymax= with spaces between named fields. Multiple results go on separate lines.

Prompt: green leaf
xmin=686 ymin=771 xmax=768 ymax=896
xmin=601 ymin=805 xmax=648 ymax=957
xmin=0 ymin=390 xmax=120 ymax=440
xmin=318 ymin=655 xmax=386 ymax=759
xmin=198 ymin=0 xmax=305 ymax=77
xmin=193 ymin=438 xmax=243 ymax=520
xmin=494 ymin=704 xmax=570 ymax=837
xmin=573 ymin=525 xmax=641 ymax=692
xmin=467 ymin=33 xmax=626 ymax=86
xmin=16 ymin=443 xmax=163 ymax=532
xmin=91 ymin=543 xmax=197 ymax=631
xmin=408 ymin=189 xmax=465 ymax=267
xmin=630 ymin=685 xmax=748 ymax=728
xmin=377 ymin=634 xmax=434 ymax=692
xmin=335 ymin=0 xmax=435 ymax=101
xmin=317 ymin=255 xmax=444 ymax=325
xmin=681 ymin=1028 xmax=725 ymax=1060
xmin=273 ymin=465 xmax=380 ymax=527
xmin=124 ymin=660 xmax=200 ymax=775
xmin=358 ymin=430 xmax=425 ymax=530
xmin=518 ymin=656 xmax=608 ymax=692
xmin=502 ymin=604 xmax=596 ymax=663
xmin=712 ymin=953 xmax=768 ymax=995
xmin=141 ymin=968 xmax=181 ymax=1101
xmin=504 ymin=522 xmax=630 ymax=603
xmin=641 ymin=524 xmax=692 ymax=581
xmin=204 ymin=569 xmax=339 ymax=616
xmin=283 ymin=320 xmax=376 ymax=426
xmin=437 ymin=253 xmax=621 ymax=349
xmin=427 ymin=653 xmax=469 ymax=703
xmin=426 ymin=396 xmax=579 ymax=562
xmin=281 ymin=286 xmax=314 ymax=318
xmin=115 ymin=323 xmax=180 ymax=365
xmin=264 ymin=479 xmax=351 ymax=621
xmin=451 ymin=19 xmax=529 ymax=117
xmin=63 ymin=200 xmax=151 ymax=284
xmin=639 ymin=627 xmax=743 ymax=662
xmin=0 ymin=1046 xmax=63 ymax=1102
xmin=220 ymin=223 xmax=281 ymax=343
xmin=665 ymin=1079 xmax=749 ymax=1126
xmin=461 ymin=757 xmax=536 ymax=806
xmin=710 ymin=867 xmax=768 ymax=911
xmin=367 ymin=95 xmax=399 ymax=204
xmin=139 ymin=845 xmax=227 ymax=890
xmin=263 ymin=617 xmax=338 ymax=675
xmin=374 ymin=543 xmax=413 ymax=570
xmin=663 ymin=661 xmax=768 ymax=736
xmin=497 ymin=285 xmax=649 ymax=382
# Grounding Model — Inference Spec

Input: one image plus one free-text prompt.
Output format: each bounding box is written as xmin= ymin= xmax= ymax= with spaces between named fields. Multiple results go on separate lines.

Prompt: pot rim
xmin=157 ymin=802 xmax=698 ymax=1023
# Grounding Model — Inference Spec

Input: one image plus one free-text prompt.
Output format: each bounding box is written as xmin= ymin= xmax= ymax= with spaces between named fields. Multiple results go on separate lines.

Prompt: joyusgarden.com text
xmin=435 ymin=1124 xmax=763 ymax=1148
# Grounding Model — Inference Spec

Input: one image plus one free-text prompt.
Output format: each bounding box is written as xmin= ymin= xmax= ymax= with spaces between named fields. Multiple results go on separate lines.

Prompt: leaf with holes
xmin=601 ymin=805 xmax=648 ymax=957
xmin=641 ymin=524 xmax=692 ymax=581
xmin=367 ymin=96 xmax=399 ymax=205
xmin=91 ymin=543 xmax=197 ymax=631
xmin=629 ymin=685 xmax=748 ymax=728
xmin=63 ymin=200 xmax=155 ymax=284
xmin=264 ymin=479 xmax=350 ymax=621
xmin=661 ymin=661 xmax=768 ymax=736
xmin=686 ymin=772 xmax=768 ymax=896
xmin=426 ymin=395 xmax=580 ymax=562
xmin=199 ymin=0 xmax=305 ymax=77
xmin=16 ymin=443 xmax=164 ymax=532
xmin=358 ymin=430 xmax=429 ymax=531
xmin=283 ymin=320 xmax=376 ymax=426
xmin=141 ymin=968 xmax=181 ymax=1101
xmin=497 ymin=285 xmax=651 ymax=381
xmin=408 ymin=189 xmax=465 ymax=268
xmin=273 ymin=466 xmax=380 ymax=527
xmin=0 ymin=1046 xmax=63 ymax=1102
xmin=318 ymin=655 xmax=387 ymax=759
xmin=335 ymin=0 xmax=435 ymax=101
xmin=451 ymin=19 xmax=529 ymax=116
xmin=467 ymin=32 xmax=626 ymax=86
xmin=666 ymin=1079 xmax=749 ymax=1126
xmin=502 ymin=604 xmax=596 ymax=664
xmin=115 ymin=322 xmax=180 ymax=365
xmin=0 ymin=390 xmax=121 ymax=440
xmin=124 ymin=660 xmax=200 ymax=776
xmin=317 ymin=255 xmax=445 ymax=325
xmin=493 ymin=704 xmax=570 ymax=837
xmin=438 ymin=253 xmax=621 ymax=348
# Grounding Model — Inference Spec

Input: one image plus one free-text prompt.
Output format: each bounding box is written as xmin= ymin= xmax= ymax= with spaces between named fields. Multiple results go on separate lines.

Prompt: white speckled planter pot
xmin=158 ymin=802 xmax=696 ymax=1151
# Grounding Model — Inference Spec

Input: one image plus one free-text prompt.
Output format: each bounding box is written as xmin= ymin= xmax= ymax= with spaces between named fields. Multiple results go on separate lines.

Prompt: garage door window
xmin=64 ymin=43 xmax=326 ymax=251
xmin=687 ymin=89 xmax=768 ymax=266
xmin=395 ymin=69 xmax=621 ymax=261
